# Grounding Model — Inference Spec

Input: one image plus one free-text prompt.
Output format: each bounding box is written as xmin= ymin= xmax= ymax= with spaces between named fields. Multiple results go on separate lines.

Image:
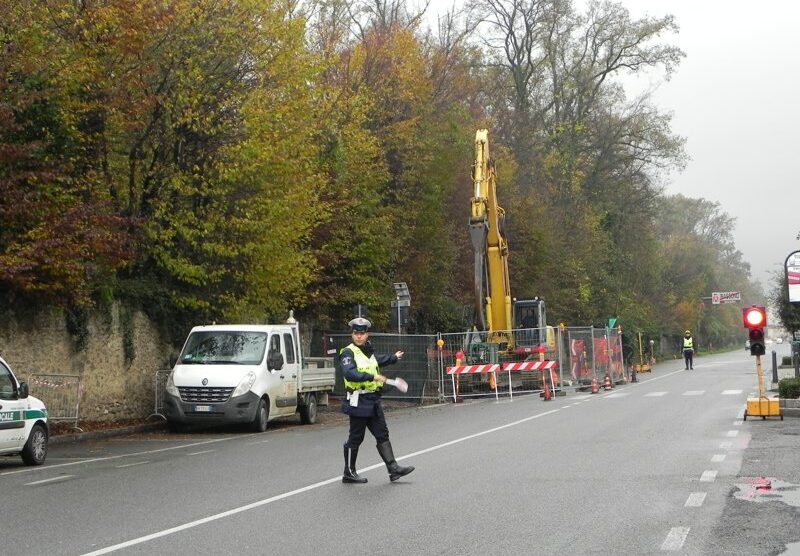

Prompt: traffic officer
xmin=340 ymin=317 xmax=414 ymax=484
xmin=682 ymin=330 xmax=694 ymax=370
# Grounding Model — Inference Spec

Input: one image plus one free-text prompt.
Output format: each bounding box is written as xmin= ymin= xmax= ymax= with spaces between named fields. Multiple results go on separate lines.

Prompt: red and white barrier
xmin=445 ymin=364 xmax=501 ymax=375
xmin=446 ymin=361 xmax=560 ymax=401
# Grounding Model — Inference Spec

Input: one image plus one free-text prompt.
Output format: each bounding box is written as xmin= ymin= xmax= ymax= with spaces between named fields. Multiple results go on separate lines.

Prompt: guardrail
xmin=27 ymin=373 xmax=82 ymax=430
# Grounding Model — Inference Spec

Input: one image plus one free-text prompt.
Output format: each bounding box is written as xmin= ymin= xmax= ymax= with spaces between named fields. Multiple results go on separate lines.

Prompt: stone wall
xmin=0 ymin=304 xmax=173 ymax=422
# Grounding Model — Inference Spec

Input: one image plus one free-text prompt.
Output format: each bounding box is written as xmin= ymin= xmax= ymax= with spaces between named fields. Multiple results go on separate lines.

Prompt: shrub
xmin=778 ymin=377 xmax=800 ymax=399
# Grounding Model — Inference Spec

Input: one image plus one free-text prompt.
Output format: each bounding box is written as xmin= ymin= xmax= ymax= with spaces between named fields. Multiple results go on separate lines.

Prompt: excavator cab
xmin=513 ymin=298 xmax=546 ymax=348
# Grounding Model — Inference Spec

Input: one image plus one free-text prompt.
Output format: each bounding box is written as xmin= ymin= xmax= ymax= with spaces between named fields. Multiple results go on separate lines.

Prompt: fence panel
xmin=324 ymin=333 xmax=440 ymax=402
xmin=27 ymin=373 xmax=82 ymax=429
xmin=149 ymin=369 xmax=171 ymax=421
xmin=438 ymin=328 xmax=564 ymax=401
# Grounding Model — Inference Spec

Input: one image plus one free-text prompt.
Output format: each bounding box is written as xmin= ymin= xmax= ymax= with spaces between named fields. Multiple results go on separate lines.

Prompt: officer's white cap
xmin=349 ymin=317 xmax=371 ymax=331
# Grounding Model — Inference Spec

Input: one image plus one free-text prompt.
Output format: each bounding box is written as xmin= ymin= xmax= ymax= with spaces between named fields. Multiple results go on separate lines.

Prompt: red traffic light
xmin=742 ymin=305 xmax=767 ymax=328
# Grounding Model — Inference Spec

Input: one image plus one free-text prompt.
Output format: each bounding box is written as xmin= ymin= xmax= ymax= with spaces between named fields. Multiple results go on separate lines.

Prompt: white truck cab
xmin=163 ymin=320 xmax=335 ymax=432
xmin=0 ymin=355 xmax=48 ymax=466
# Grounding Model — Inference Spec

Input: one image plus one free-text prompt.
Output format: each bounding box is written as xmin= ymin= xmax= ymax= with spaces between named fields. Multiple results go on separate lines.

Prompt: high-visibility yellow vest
xmin=341 ymin=344 xmax=379 ymax=392
xmin=683 ymin=337 xmax=693 ymax=349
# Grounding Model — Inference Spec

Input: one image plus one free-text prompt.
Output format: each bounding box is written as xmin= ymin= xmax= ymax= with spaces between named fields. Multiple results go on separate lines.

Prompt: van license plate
xmin=194 ymin=405 xmax=212 ymax=412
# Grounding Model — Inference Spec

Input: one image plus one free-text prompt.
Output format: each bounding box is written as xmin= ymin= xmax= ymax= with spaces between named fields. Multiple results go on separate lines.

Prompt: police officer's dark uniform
xmin=340 ymin=317 xmax=414 ymax=484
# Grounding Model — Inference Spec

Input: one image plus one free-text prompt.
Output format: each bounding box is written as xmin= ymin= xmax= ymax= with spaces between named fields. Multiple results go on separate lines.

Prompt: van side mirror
xmin=18 ymin=381 xmax=29 ymax=399
xmin=268 ymin=351 xmax=284 ymax=371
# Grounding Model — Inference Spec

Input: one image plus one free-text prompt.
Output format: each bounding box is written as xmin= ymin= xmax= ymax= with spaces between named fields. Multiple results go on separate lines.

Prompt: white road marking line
xmin=80 ymin=407 xmax=563 ymax=555
xmin=726 ymin=430 xmax=739 ymax=438
xmin=661 ymin=527 xmax=690 ymax=551
xmin=116 ymin=461 xmax=149 ymax=469
xmin=606 ymin=392 xmax=630 ymax=398
xmin=722 ymin=390 xmax=743 ymax=395
xmin=25 ymin=475 xmax=74 ymax=486
xmin=685 ymin=492 xmax=706 ymax=507
xmin=711 ymin=454 xmax=726 ymax=463
xmin=246 ymin=439 xmax=271 ymax=445
xmin=720 ymin=441 xmax=733 ymax=449
xmin=186 ymin=450 xmax=215 ymax=456
xmin=683 ymin=391 xmax=704 ymax=396
xmin=700 ymin=470 xmax=718 ymax=482
xmin=645 ymin=392 xmax=668 ymax=397
xmin=1 ymin=436 xmax=246 ymax=476
xmin=733 ymin=420 xmax=743 ymax=426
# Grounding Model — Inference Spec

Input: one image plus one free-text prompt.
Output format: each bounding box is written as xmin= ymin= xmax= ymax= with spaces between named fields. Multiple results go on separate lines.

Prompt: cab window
xmin=283 ymin=333 xmax=296 ymax=364
xmin=268 ymin=334 xmax=282 ymax=357
xmin=0 ymin=362 xmax=16 ymax=400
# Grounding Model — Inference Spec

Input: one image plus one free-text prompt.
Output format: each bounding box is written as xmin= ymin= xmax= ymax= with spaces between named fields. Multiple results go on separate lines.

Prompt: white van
xmin=0 ymin=355 xmax=48 ymax=465
xmin=162 ymin=319 xmax=335 ymax=432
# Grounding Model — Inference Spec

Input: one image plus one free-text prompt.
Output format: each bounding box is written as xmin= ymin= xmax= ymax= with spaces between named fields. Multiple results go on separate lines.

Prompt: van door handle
xmin=292 ymin=374 xmax=297 ymax=379
xmin=280 ymin=375 xmax=285 ymax=379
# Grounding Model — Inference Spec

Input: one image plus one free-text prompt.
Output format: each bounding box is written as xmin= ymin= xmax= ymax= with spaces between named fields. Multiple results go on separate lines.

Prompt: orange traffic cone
xmin=541 ymin=372 xmax=552 ymax=401
xmin=603 ymin=374 xmax=612 ymax=390
xmin=591 ymin=377 xmax=599 ymax=394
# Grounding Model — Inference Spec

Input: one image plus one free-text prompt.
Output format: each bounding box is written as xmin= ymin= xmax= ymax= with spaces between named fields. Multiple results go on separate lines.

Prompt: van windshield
xmin=180 ymin=331 xmax=267 ymax=365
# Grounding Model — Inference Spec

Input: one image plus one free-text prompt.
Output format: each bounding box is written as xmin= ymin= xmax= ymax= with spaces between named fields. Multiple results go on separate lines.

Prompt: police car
xmin=0 ymin=355 xmax=48 ymax=465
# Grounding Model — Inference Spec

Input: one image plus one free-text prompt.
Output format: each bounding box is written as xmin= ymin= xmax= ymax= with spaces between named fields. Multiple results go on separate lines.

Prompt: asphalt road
xmin=1 ymin=347 xmax=798 ymax=555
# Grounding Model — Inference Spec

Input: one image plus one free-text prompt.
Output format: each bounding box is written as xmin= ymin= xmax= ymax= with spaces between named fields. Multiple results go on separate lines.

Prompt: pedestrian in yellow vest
xmin=682 ymin=330 xmax=694 ymax=370
xmin=340 ymin=317 xmax=414 ymax=484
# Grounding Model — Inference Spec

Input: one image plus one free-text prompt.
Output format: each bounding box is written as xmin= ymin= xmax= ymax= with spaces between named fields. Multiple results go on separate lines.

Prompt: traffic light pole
xmin=755 ymin=354 xmax=765 ymax=399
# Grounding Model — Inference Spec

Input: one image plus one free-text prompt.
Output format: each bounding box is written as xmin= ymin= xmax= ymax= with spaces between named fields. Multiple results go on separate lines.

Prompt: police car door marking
xmin=0 ymin=410 xmax=24 ymax=429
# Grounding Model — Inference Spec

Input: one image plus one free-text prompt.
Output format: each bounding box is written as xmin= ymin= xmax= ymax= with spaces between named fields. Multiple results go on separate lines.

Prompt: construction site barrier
xmin=446 ymin=361 xmax=559 ymax=401
xmin=27 ymin=373 xmax=82 ymax=430
xmin=149 ymin=369 xmax=171 ymax=421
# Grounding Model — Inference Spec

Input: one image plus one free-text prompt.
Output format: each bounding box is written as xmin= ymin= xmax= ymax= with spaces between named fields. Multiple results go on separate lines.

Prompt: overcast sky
xmin=619 ymin=0 xmax=800 ymax=291
xmin=426 ymin=0 xmax=800 ymax=290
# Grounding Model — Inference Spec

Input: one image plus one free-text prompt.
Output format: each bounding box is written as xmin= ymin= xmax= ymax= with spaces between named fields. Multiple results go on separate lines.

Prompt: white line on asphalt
xmin=726 ymin=430 xmax=739 ymax=438
xmin=246 ymin=439 xmax=271 ymax=445
xmin=116 ymin=461 xmax=149 ymax=469
xmin=683 ymin=391 xmax=704 ymax=396
xmin=734 ymin=420 xmax=743 ymax=426
xmin=1 ymin=436 xmax=249 ymax=476
xmin=684 ymin=492 xmax=706 ymax=507
xmin=720 ymin=441 xmax=733 ymax=449
xmin=186 ymin=450 xmax=215 ymax=456
xmin=606 ymin=392 xmax=630 ymax=398
xmin=722 ymin=390 xmax=743 ymax=395
xmin=711 ymin=454 xmax=726 ymax=463
xmin=645 ymin=392 xmax=668 ymax=397
xmin=700 ymin=470 xmax=718 ymax=482
xmin=25 ymin=475 xmax=74 ymax=486
xmin=79 ymin=407 xmax=563 ymax=555
xmin=661 ymin=527 xmax=690 ymax=551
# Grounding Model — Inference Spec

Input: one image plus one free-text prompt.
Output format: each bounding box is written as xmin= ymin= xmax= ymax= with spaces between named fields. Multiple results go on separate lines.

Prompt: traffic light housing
xmin=742 ymin=306 xmax=767 ymax=356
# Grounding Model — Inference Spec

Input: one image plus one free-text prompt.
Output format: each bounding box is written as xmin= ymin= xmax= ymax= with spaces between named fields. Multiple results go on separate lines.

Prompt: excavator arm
xmin=470 ymin=129 xmax=512 ymax=337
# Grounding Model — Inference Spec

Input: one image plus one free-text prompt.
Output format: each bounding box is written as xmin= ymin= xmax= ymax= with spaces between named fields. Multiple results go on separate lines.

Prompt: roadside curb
xmin=50 ymin=421 xmax=167 ymax=445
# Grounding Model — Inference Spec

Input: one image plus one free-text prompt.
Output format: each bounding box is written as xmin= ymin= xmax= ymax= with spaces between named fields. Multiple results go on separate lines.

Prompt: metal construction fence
xmin=325 ymin=325 xmax=626 ymax=403
xmin=149 ymin=370 xmax=171 ymax=421
xmin=27 ymin=373 xmax=82 ymax=429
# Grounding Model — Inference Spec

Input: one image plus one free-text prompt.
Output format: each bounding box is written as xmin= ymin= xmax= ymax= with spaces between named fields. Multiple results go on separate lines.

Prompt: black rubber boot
xmin=342 ymin=447 xmax=367 ymax=484
xmin=377 ymin=441 xmax=414 ymax=482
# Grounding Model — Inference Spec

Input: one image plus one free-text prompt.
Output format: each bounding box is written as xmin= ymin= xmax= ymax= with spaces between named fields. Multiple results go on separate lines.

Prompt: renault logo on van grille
xmin=202 ymin=378 xmax=208 ymax=386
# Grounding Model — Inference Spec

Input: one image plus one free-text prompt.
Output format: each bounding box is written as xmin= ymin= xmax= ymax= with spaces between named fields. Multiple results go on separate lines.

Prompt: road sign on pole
xmin=711 ymin=291 xmax=741 ymax=305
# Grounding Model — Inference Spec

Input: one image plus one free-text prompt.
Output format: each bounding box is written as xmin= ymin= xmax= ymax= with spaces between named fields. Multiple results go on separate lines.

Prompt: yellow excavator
xmin=469 ymin=129 xmax=547 ymax=355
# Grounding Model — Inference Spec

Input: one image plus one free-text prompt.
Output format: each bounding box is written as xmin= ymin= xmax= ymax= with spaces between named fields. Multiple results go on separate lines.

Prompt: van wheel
xmin=300 ymin=393 xmax=318 ymax=425
xmin=22 ymin=423 xmax=48 ymax=466
xmin=252 ymin=399 xmax=269 ymax=432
